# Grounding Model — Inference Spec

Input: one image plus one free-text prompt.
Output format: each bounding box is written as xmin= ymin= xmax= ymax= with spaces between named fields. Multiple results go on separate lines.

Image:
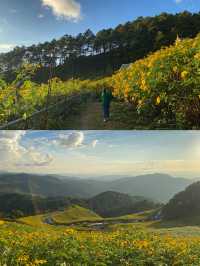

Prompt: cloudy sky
xmin=0 ymin=0 xmax=199 ymax=53
xmin=0 ymin=130 xmax=200 ymax=178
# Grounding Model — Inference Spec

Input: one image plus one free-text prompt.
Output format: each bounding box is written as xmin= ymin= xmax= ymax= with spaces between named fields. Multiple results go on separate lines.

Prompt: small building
xmin=120 ymin=64 xmax=132 ymax=70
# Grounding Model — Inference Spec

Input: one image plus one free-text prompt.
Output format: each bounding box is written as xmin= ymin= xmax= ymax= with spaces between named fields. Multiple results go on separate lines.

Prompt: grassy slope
xmin=52 ymin=205 xmax=102 ymax=224
xmin=17 ymin=205 xmax=200 ymax=238
xmin=18 ymin=206 xmax=155 ymax=227
xmin=116 ymin=209 xmax=155 ymax=220
xmin=18 ymin=205 xmax=102 ymax=227
xmin=151 ymin=215 xmax=200 ymax=228
xmin=12 ymin=209 xmax=200 ymax=238
xmin=18 ymin=214 xmax=50 ymax=227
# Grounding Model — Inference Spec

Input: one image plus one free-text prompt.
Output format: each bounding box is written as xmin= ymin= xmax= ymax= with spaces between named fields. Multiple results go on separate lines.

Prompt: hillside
xmin=0 ymin=193 xmax=75 ymax=218
xmin=0 ymin=190 xmax=158 ymax=220
xmin=162 ymin=181 xmax=200 ymax=220
xmin=0 ymin=173 xmax=194 ymax=202
xmin=0 ymin=12 xmax=200 ymax=129
xmin=1 ymin=32 xmax=200 ymax=129
xmin=19 ymin=205 xmax=101 ymax=227
xmin=87 ymin=191 xmax=159 ymax=218
xmin=51 ymin=205 xmax=101 ymax=224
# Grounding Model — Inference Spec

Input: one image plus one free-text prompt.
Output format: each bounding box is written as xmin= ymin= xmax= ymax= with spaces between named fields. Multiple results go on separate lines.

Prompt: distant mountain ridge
xmin=0 ymin=173 xmax=195 ymax=202
xmin=106 ymin=173 xmax=194 ymax=202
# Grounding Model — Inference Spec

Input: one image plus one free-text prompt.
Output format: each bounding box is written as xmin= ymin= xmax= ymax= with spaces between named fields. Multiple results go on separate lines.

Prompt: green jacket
xmin=101 ymin=90 xmax=113 ymax=106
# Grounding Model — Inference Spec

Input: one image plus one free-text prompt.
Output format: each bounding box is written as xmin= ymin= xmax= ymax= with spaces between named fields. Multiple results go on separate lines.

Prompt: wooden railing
xmin=0 ymin=92 xmax=94 ymax=130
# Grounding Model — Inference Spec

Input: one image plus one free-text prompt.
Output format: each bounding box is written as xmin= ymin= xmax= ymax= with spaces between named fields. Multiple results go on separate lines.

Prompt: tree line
xmin=1 ymin=11 xmax=200 ymax=83
xmin=0 ymin=193 xmax=86 ymax=219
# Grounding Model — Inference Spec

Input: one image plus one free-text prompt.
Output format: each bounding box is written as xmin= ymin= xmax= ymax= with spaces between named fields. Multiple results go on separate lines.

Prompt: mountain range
xmin=0 ymin=172 xmax=195 ymax=202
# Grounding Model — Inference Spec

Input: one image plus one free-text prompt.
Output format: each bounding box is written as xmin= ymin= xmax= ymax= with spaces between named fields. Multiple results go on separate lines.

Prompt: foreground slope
xmin=2 ymin=220 xmax=200 ymax=265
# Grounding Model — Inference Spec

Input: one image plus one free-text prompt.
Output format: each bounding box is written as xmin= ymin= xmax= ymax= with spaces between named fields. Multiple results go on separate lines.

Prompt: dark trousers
xmin=103 ymin=103 xmax=110 ymax=119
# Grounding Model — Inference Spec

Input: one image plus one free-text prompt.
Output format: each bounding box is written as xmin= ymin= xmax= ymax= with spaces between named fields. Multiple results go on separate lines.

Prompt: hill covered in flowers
xmin=111 ymin=35 xmax=200 ymax=128
xmin=0 ymin=34 xmax=200 ymax=129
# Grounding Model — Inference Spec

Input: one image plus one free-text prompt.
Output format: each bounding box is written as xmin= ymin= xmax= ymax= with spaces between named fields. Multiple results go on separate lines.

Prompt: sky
xmin=0 ymin=130 xmax=200 ymax=178
xmin=0 ymin=0 xmax=200 ymax=53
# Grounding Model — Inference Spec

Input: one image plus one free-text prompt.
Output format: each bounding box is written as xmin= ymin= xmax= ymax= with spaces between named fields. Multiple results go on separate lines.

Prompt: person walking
xmin=101 ymin=88 xmax=113 ymax=122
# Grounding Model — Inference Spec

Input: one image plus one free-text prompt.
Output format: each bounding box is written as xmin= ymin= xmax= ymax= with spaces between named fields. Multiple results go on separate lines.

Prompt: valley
xmin=1 ymin=172 xmax=200 ymax=265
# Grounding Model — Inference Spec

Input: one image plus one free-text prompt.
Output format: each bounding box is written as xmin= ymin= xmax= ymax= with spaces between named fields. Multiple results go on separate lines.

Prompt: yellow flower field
xmin=1 ymin=221 xmax=200 ymax=265
xmin=111 ymin=35 xmax=200 ymax=128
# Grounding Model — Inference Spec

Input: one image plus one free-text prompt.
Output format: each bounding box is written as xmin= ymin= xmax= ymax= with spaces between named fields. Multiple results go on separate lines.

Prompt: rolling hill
xmin=87 ymin=191 xmax=160 ymax=218
xmin=51 ymin=205 xmax=101 ymax=224
xmin=19 ymin=205 xmax=102 ymax=227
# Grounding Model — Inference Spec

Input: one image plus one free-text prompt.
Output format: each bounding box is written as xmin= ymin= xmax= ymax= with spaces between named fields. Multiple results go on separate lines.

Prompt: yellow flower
xmin=181 ymin=70 xmax=188 ymax=79
xmin=135 ymin=240 xmax=149 ymax=249
xmin=34 ymin=259 xmax=47 ymax=265
xmin=175 ymin=35 xmax=181 ymax=46
xmin=156 ymin=96 xmax=161 ymax=105
xmin=64 ymin=228 xmax=75 ymax=235
xmin=173 ymin=66 xmax=178 ymax=73
xmin=138 ymin=100 xmax=143 ymax=106
xmin=17 ymin=254 xmax=29 ymax=263
xmin=194 ymin=53 xmax=200 ymax=60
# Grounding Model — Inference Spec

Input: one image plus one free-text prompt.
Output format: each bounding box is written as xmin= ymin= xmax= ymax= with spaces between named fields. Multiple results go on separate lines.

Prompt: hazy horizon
xmin=0 ymin=130 xmax=200 ymax=179
xmin=0 ymin=171 xmax=199 ymax=181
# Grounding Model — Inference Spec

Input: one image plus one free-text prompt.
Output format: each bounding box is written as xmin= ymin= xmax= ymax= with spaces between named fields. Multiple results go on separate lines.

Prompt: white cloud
xmin=0 ymin=131 xmax=26 ymax=160
xmin=16 ymin=147 xmax=53 ymax=167
xmin=0 ymin=44 xmax=16 ymax=53
xmin=41 ymin=0 xmax=81 ymax=21
xmin=0 ymin=131 xmax=53 ymax=168
xmin=54 ymin=132 xmax=84 ymax=148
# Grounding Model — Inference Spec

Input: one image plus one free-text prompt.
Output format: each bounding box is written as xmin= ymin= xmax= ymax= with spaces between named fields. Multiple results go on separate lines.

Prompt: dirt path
xmin=50 ymin=100 xmax=147 ymax=130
